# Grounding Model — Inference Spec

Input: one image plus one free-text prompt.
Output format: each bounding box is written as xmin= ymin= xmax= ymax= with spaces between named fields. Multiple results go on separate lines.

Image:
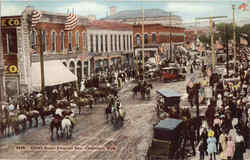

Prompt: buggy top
xmin=157 ymin=89 xmax=181 ymax=97
xmin=154 ymin=118 xmax=183 ymax=141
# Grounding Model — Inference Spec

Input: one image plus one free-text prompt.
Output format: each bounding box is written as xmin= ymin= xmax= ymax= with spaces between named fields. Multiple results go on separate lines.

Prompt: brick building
xmin=132 ymin=23 xmax=185 ymax=60
xmin=1 ymin=7 xmax=134 ymax=97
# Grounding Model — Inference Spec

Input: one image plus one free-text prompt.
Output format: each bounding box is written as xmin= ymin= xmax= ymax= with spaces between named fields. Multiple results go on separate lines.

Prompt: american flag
xmin=239 ymin=3 xmax=248 ymax=11
xmin=31 ymin=10 xmax=41 ymax=28
xmin=65 ymin=10 xmax=79 ymax=31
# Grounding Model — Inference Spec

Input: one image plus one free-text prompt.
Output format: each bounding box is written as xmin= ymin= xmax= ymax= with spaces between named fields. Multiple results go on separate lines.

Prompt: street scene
xmin=0 ymin=0 xmax=250 ymax=160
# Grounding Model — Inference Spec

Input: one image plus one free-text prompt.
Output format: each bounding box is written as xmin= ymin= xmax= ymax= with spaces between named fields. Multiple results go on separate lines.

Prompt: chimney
xmin=109 ymin=6 xmax=116 ymax=16
xmin=87 ymin=15 xmax=96 ymax=21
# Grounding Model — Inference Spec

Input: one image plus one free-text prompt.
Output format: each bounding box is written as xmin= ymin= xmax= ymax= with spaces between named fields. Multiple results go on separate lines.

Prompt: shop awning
xmin=31 ymin=60 xmax=77 ymax=91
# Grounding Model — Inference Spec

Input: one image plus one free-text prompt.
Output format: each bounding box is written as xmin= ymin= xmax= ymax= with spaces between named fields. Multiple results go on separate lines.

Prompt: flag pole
xmin=142 ymin=7 xmax=144 ymax=75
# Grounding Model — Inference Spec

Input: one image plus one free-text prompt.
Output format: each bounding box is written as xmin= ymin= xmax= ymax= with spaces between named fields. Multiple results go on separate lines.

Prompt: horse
xmin=25 ymin=110 xmax=39 ymax=128
xmin=61 ymin=117 xmax=72 ymax=139
xmin=50 ymin=115 xmax=62 ymax=141
xmin=132 ymin=85 xmax=141 ymax=98
xmin=144 ymin=83 xmax=153 ymax=100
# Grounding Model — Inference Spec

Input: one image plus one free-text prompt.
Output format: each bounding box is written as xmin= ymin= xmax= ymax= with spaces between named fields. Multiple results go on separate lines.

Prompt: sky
xmin=1 ymin=0 xmax=250 ymax=26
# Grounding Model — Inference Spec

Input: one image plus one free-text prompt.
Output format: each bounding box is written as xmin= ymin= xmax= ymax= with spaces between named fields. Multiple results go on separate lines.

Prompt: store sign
xmin=1 ymin=18 xmax=21 ymax=27
xmin=4 ymin=65 xmax=18 ymax=74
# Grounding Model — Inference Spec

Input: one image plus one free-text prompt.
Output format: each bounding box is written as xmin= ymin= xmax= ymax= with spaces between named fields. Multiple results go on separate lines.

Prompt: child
xmin=207 ymin=130 xmax=217 ymax=160
xmin=225 ymin=136 xmax=235 ymax=160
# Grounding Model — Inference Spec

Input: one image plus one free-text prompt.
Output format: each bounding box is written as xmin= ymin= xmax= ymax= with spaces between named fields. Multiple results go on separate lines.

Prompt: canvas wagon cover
xmin=154 ymin=118 xmax=183 ymax=141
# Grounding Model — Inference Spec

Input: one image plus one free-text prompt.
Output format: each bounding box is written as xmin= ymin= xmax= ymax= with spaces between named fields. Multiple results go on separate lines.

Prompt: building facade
xmin=86 ymin=20 xmax=133 ymax=73
xmin=132 ymin=23 xmax=185 ymax=61
xmin=102 ymin=8 xmax=182 ymax=27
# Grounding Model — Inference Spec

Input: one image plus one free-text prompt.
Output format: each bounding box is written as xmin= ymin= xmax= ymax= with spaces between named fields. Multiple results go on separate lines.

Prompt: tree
xmin=240 ymin=24 xmax=250 ymax=46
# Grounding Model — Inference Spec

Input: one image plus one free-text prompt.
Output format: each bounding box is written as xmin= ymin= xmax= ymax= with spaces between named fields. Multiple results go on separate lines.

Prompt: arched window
xmin=82 ymin=32 xmax=87 ymax=49
xmin=41 ymin=30 xmax=47 ymax=52
xmin=76 ymin=31 xmax=80 ymax=50
xmin=31 ymin=30 xmax=37 ymax=49
xmin=51 ymin=31 xmax=56 ymax=52
xmin=68 ymin=31 xmax=72 ymax=52
xmin=60 ymin=31 xmax=64 ymax=51
xmin=105 ymin=35 xmax=108 ymax=52
xmin=152 ymin=33 xmax=156 ymax=43
xmin=90 ymin=34 xmax=94 ymax=52
xmin=144 ymin=34 xmax=148 ymax=44
xmin=136 ymin=34 xmax=140 ymax=45
xmin=123 ymin=35 xmax=126 ymax=50
xmin=110 ymin=34 xmax=113 ymax=51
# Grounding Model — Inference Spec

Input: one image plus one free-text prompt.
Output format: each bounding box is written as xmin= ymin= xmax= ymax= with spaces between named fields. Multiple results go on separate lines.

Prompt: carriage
xmin=155 ymin=89 xmax=181 ymax=119
xmin=160 ymin=67 xmax=186 ymax=83
xmin=146 ymin=118 xmax=185 ymax=160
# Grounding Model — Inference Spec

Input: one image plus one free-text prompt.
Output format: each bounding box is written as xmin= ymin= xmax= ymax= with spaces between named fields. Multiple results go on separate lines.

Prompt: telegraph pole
xmin=169 ymin=12 xmax=172 ymax=61
xmin=38 ymin=29 xmax=45 ymax=100
xmin=141 ymin=7 xmax=145 ymax=73
xmin=224 ymin=24 xmax=229 ymax=77
xmin=232 ymin=5 xmax=237 ymax=73
xmin=0 ymin=0 xmax=6 ymax=122
xmin=195 ymin=16 xmax=227 ymax=70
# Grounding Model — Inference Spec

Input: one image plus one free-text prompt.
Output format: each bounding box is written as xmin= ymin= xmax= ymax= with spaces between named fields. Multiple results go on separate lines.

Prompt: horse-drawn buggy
xmin=148 ymin=89 xmax=202 ymax=159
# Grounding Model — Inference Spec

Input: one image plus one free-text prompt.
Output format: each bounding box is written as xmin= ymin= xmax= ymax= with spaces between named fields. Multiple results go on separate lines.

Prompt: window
xmin=152 ymin=33 xmax=156 ymax=43
xmin=105 ymin=35 xmax=108 ymax=52
xmin=95 ymin=34 xmax=99 ymax=52
xmin=51 ymin=31 xmax=56 ymax=52
xmin=6 ymin=33 xmax=10 ymax=54
xmin=110 ymin=34 xmax=113 ymax=51
xmin=90 ymin=34 xmax=93 ymax=52
xmin=82 ymin=32 xmax=87 ymax=49
xmin=60 ymin=31 xmax=64 ymax=51
xmin=31 ymin=30 xmax=36 ymax=49
xmin=144 ymin=34 xmax=148 ymax=44
xmin=118 ymin=35 xmax=121 ymax=51
xmin=130 ymin=35 xmax=133 ymax=50
xmin=114 ymin=35 xmax=117 ymax=51
xmin=68 ymin=31 xmax=72 ymax=52
xmin=76 ymin=31 xmax=80 ymax=50
xmin=123 ymin=35 xmax=126 ymax=50
xmin=100 ymin=35 xmax=103 ymax=52
xmin=136 ymin=34 xmax=140 ymax=45
xmin=41 ymin=30 xmax=46 ymax=52
xmin=127 ymin=35 xmax=129 ymax=50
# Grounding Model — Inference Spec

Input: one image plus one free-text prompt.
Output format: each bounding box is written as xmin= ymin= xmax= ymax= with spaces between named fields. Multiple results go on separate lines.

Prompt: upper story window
xmin=82 ymin=32 xmax=87 ymax=49
xmin=136 ymin=34 xmax=140 ymax=46
xmin=100 ymin=35 xmax=103 ymax=52
xmin=110 ymin=34 xmax=113 ymax=52
xmin=60 ymin=31 xmax=64 ymax=51
xmin=68 ymin=31 xmax=72 ymax=52
xmin=123 ymin=35 xmax=126 ymax=50
xmin=95 ymin=34 xmax=99 ymax=52
xmin=114 ymin=35 xmax=117 ymax=51
xmin=127 ymin=35 xmax=129 ymax=50
xmin=118 ymin=35 xmax=121 ymax=51
xmin=51 ymin=31 xmax=56 ymax=52
xmin=130 ymin=35 xmax=133 ymax=50
xmin=76 ymin=31 xmax=80 ymax=50
xmin=152 ymin=33 xmax=156 ymax=43
xmin=105 ymin=35 xmax=108 ymax=52
xmin=41 ymin=30 xmax=47 ymax=52
xmin=144 ymin=34 xmax=148 ymax=44
xmin=90 ymin=34 xmax=94 ymax=52
xmin=31 ymin=30 xmax=37 ymax=49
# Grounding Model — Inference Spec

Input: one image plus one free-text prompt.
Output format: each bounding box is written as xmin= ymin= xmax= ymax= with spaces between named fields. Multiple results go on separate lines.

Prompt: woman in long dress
xmin=207 ymin=130 xmax=217 ymax=160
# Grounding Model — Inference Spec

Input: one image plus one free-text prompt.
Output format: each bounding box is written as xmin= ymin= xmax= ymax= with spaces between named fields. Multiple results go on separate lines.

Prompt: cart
xmin=156 ymin=89 xmax=181 ymax=119
xmin=147 ymin=118 xmax=184 ymax=160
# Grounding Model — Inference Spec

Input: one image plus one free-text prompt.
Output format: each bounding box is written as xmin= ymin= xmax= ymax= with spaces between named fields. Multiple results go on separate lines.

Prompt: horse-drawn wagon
xmin=156 ymin=89 xmax=181 ymax=119
xmin=146 ymin=118 xmax=185 ymax=160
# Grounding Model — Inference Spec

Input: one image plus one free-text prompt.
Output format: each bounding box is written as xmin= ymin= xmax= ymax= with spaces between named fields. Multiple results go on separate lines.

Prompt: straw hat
xmin=208 ymin=130 xmax=214 ymax=137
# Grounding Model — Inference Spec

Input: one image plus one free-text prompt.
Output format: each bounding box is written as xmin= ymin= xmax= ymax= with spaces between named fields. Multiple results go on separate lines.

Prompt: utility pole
xmin=141 ymin=7 xmax=145 ymax=73
xmin=232 ymin=5 xmax=237 ymax=73
xmin=195 ymin=16 xmax=227 ymax=71
xmin=0 ymin=0 xmax=6 ymax=122
xmin=38 ymin=29 xmax=45 ymax=101
xmin=224 ymin=24 xmax=229 ymax=77
xmin=169 ymin=12 xmax=172 ymax=61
